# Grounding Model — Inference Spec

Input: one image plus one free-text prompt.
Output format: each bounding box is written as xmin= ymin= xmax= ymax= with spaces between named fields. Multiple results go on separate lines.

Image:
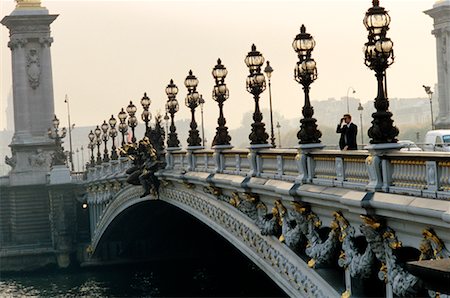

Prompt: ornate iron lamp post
xmin=94 ymin=125 xmax=102 ymax=165
xmin=118 ymin=108 xmax=128 ymax=146
xmin=140 ymin=92 xmax=151 ymax=136
xmin=199 ymin=95 xmax=205 ymax=147
xmin=211 ymin=58 xmax=232 ymax=147
xmin=245 ymin=44 xmax=269 ymax=145
xmin=164 ymin=112 xmax=169 ymax=142
xmin=346 ymin=87 xmax=356 ymax=114
xmin=293 ymin=24 xmax=321 ymax=144
xmin=264 ymin=61 xmax=276 ymax=147
xmin=101 ymin=120 xmax=109 ymax=162
xmin=423 ymin=85 xmax=435 ymax=130
xmin=126 ymin=101 xmax=138 ymax=144
xmin=165 ymin=79 xmax=180 ymax=148
xmin=184 ymin=70 xmax=202 ymax=147
xmin=64 ymin=95 xmax=75 ymax=171
xmin=88 ymin=130 xmax=95 ymax=166
xmin=276 ymin=121 xmax=282 ymax=148
xmin=109 ymin=115 xmax=118 ymax=160
xmin=47 ymin=115 xmax=67 ymax=166
xmin=358 ymin=102 xmax=364 ymax=145
xmin=363 ymin=0 xmax=398 ymax=144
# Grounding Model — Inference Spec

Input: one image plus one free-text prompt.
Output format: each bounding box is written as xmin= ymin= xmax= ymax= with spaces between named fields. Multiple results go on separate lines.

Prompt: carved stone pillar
xmin=1 ymin=3 xmax=59 ymax=185
xmin=425 ymin=1 xmax=450 ymax=129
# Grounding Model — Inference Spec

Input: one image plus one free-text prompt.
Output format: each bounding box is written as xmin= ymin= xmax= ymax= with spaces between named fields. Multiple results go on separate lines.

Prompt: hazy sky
xmin=0 ymin=0 xmax=438 ymax=131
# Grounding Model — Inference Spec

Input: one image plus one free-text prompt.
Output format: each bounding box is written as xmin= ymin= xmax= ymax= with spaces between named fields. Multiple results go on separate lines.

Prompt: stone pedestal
xmin=1 ymin=2 xmax=58 ymax=185
xmin=425 ymin=1 xmax=450 ymax=129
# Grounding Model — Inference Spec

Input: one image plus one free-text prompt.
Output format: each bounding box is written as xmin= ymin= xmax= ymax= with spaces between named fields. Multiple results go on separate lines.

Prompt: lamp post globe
xmin=94 ymin=125 xmax=102 ymax=165
xmin=88 ymin=130 xmax=95 ymax=166
xmin=264 ymin=61 xmax=276 ymax=147
xmin=101 ymin=120 xmax=109 ymax=162
xmin=118 ymin=108 xmax=128 ymax=148
xmin=184 ymin=70 xmax=202 ymax=148
xmin=211 ymin=58 xmax=232 ymax=147
xmin=109 ymin=115 xmax=119 ymax=160
xmin=165 ymin=79 xmax=180 ymax=149
xmin=140 ymin=92 xmax=152 ymax=136
xmin=126 ymin=101 xmax=138 ymax=144
xmin=293 ymin=24 xmax=321 ymax=144
xmin=363 ymin=0 xmax=398 ymax=144
xmin=245 ymin=44 xmax=269 ymax=146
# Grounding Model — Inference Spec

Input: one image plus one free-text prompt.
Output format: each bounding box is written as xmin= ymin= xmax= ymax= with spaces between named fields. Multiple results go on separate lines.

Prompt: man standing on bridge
xmin=336 ymin=114 xmax=358 ymax=150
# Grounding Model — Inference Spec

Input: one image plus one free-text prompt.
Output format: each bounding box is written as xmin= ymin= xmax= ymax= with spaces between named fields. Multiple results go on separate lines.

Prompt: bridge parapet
xmin=165 ymin=148 xmax=450 ymax=200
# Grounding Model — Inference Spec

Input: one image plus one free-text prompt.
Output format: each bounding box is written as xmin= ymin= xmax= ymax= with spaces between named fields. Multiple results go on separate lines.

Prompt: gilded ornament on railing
xmin=305 ymin=212 xmax=340 ymax=268
xmin=274 ymin=200 xmax=310 ymax=252
xmin=256 ymin=201 xmax=282 ymax=237
xmin=183 ymin=182 xmax=195 ymax=189
xmin=420 ymin=228 xmax=449 ymax=260
xmin=336 ymin=211 xmax=374 ymax=279
xmin=360 ymin=215 xmax=423 ymax=296
xmin=203 ymin=186 xmax=222 ymax=198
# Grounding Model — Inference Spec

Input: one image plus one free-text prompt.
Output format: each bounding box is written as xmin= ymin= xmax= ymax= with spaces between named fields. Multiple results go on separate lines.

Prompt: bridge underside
xmin=90 ymin=199 xmax=286 ymax=297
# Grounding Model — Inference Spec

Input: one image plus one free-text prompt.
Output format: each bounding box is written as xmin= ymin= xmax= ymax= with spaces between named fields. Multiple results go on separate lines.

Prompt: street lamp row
xmin=83 ymin=0 xmax=399 ymax=166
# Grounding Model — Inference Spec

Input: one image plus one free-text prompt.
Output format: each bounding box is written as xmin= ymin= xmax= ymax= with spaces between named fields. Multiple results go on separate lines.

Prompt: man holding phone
xmin=336 ymin=114 xmax=358 ymax=150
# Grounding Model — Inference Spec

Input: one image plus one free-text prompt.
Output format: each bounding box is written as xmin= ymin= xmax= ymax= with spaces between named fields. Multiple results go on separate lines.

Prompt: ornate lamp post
xmin=140 ymin=92 xmax=152 ymax=136
xmin=276 ymin=121 xmax=282 ymax=148
xmin=245 ymin=44 xmax=269 ymax=146
xmin=211 ymin=58 xmax=232 ymax=147
xmin=118 ymin=108 xmax=128 ymax=147
xmin=109 ymin=115 xmax=118 ymax=160
xmin=423 ymin=85 xmax=435 ymax=130
xmin=47 ymin=115 xmax=67 ymax=166
xmin=199 ymin=95 xmax=205 ymax=147
xmin=94 ymin=125 xmax=102 ymax=165
xmin=164 ymin=112 xmax=170 ymax=142
xmin=101 ymin=120 xmax=109 ymax=162
xmin=64 ymin=95 xmax=75 ymax=171
xmin=264 ymin=61 xmax=276 ymax=147
xmin=165 ymin=79 xmax=180 ymax=148
xmin=363 ymin=0 xmax=398 ymax=144
xmin=184 ymin=70 xmax=202 ymax=147
xmin=358 ymin=102 xmax=364 ymax=145
xmin=346 ymin=87 xmax=356 ymax=114
xmin=80 ymin=145 xmax=85 ymax=171
xmin=126 ymin=101 xmax=138 ymax=144
xmin=88 ymin=130 xmax=95 ymax=166
xmin=293 ymin=25 xmax=321 ymax=144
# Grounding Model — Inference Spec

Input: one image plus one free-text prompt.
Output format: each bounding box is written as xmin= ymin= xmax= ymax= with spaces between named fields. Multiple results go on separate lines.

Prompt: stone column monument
xmin=1 ymin=0 xmax=59 ymax=185
xmin=425 ymin=0 xmax=450 ymax=129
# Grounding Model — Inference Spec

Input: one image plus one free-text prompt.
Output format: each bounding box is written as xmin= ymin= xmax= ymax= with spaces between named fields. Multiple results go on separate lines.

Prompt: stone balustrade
xmin=163 ymin=148 xmax=450 ymax=200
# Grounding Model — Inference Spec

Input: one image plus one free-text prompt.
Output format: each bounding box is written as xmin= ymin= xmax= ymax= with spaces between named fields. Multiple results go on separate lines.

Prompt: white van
xmin=424 ymin=130 xmax=450 ymax=152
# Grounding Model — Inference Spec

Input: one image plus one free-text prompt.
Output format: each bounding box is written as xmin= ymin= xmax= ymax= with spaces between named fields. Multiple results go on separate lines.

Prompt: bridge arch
xmin=90 ymin=184 xmax=338 ymax=297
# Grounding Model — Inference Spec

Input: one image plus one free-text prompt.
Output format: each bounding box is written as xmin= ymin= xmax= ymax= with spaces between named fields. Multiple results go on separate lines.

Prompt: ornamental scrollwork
xmin=26 ymin=48 xmax=41 ymax=89
xmin=256 ymin=201 xmax=281 ymax=237
xmin=5 ymin=155 xmax=17 ymax=168
xmin=335 ymin=211 xmax=375 ymax=279
xmin=360 ymin=215 xmax=423 ymax=297
xmin=276 ymin=201 xmax=309 ymax=253
xmin=419 ymin=228 xmax=450 ymax=261
xmin=7 ymin=38 xmax=27 ymax=50
xmin=305 ymin=211 xmax=340 ymax=268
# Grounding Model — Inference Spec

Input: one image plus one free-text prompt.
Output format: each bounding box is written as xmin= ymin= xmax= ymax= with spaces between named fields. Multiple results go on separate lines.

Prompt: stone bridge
xmin=83 ymin=147 xmax=450 ymax=298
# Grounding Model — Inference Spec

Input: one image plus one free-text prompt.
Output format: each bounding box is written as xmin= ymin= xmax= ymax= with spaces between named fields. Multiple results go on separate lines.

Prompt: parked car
xmin=423 ymin=130 xmax=450 ymax=152
xmin=399 ymin=140 xmax=423 ymax=152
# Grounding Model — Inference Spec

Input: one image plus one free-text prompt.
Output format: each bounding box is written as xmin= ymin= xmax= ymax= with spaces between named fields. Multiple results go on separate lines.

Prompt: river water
xmin=0 ymin=258 xmax=286 ymax=297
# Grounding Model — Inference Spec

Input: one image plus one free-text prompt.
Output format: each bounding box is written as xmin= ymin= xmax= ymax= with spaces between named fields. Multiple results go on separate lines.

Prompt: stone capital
xmin=7 ymin=37 xmax=27 ymax=50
